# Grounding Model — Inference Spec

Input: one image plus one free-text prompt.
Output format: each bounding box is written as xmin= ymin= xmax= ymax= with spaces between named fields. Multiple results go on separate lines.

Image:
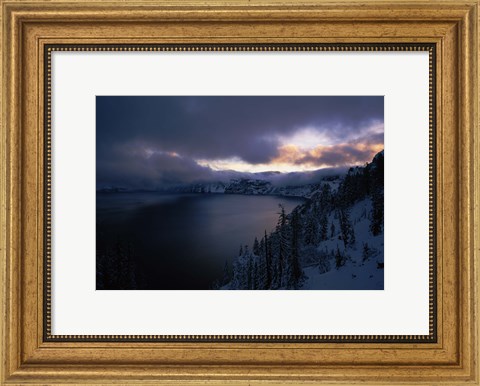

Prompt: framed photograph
xmin=95 ymin=95 xmax=385 ymax=292
xmin=1 ymin=0 xmax=478 ymax=384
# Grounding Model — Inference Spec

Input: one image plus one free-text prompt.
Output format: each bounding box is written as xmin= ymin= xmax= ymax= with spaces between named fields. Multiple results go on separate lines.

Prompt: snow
xmin=300 ymin=199 xmax=384 ymax=290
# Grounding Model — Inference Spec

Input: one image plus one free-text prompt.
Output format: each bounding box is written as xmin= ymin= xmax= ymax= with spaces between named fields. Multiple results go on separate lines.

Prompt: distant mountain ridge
xmin=97 ymin=152 xmax=383 ymax=200
xmin=97 ymin=172 xmax=344 ymax=199
xmin=160 ymin=175 xmax=342 ymax=198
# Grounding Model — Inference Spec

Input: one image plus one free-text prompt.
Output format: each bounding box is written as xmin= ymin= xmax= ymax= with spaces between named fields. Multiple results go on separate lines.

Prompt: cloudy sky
xmin=96 ymin=96 xmax=384 ymax=189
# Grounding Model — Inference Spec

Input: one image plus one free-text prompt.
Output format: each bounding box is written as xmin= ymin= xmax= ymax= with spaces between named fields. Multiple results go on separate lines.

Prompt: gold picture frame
xmin=1 ymin=0 xmax=478 ymax=384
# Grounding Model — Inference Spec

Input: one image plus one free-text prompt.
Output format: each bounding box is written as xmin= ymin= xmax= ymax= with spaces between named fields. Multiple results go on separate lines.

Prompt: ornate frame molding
xmin=1 ymin=1 xmax=478 ymax=384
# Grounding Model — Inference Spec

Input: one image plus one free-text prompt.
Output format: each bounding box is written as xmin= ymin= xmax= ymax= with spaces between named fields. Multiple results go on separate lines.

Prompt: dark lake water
xmin=96 ymin=193 xmax=304 ymax=290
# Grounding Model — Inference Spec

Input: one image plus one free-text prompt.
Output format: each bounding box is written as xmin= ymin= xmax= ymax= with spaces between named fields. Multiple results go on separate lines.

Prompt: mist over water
xmin=96 ymin=192 xmax=304 ymax=289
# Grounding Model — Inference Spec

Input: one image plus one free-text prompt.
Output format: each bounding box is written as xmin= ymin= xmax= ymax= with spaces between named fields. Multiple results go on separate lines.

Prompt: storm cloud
xmin=96 ymin=96 xmax=383 ymax=189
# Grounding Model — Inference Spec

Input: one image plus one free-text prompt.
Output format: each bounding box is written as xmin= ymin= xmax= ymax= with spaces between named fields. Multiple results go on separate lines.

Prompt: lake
xmin=96 ymin=192 xmax=305 ymax=290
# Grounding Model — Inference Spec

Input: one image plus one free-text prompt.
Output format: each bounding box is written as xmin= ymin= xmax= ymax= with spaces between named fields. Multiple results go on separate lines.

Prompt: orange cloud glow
xmin=272 ymin=142 xmax=384 ymax=168
xmin=196 ymin=142 xmax=383 ymax=173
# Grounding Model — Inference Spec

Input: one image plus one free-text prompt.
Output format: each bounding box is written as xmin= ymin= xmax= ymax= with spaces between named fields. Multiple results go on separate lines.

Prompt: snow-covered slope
xmin=217 ymin=150 xmax=385 ymax=290
xmin=301 ymin=199 xmax=384 ymax=290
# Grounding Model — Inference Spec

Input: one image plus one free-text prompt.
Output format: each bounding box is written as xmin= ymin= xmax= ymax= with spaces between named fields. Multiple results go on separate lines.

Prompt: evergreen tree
xmin=319 ymin=184 xmax=333 ymax=212
xmin=246 ymin=257 xmax=253 ymax=290
xmin=276 ymin=204 xmax=289 ymax=287
xmin=362 ymin=243 xmax=371 ymax=261
xmin=319 ymin=213 xmax=328 ymax=241
xmin=231 ymin=248 xmax=249 ymax=289
xmin=304 ymin=215 xmax=318 ymax=245
xmin=370 ymin=186 xmax=384 ymax=236
xmin=255 ymin=252 xmax=268 ymax=290
xmin=264 ymin=230 xmax=272 ymax=289
xmin=253 ymin=237 xmax=260 ymax=256
xmin=349 ymin=223 xmax=356 ymax=246
xmin=221 ymin=259 xmax=230 ymax=286
xmin=253 ymin=261 xmax=260 ymax=289
xmin=270 ymin=231 xmax=282 ymax=289
xmin=287 ymin=209 xmax=303 ymax=289
xmin=335 ymin=246 xmax=345 ymax=268
xmin=338 ymin=209 xmax=355 ymax=248
xmin=369 ymin=150 xmax=384 ymax=236
xmin=337 ymin=169 xmax=355 ymax=207
xmin=259 ymin=236 xmax=265 ymax=258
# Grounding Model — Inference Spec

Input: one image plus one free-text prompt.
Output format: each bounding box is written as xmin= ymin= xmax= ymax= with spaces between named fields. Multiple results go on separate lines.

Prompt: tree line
xmin=218 ymin=150 xmax=384 ymax=290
